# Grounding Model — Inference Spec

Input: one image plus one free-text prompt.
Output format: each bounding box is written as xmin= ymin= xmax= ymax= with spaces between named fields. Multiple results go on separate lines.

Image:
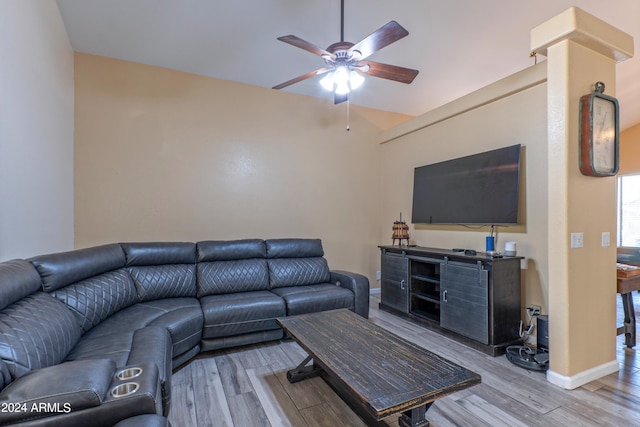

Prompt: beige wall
xmin=0 ymin=0 xmax=75 ymax=261
xmin=378 ymin=64 xmax=549 ymax=317
xmin=378 ymin=7 xmax=629 ymax=389
xmin=378 ymin=25 xmax=625 ymax=385
xmin=544 ymin=38 xmax=620 ymax=383
xmin=74 ymin=53 xmax=410 ymax=284
xmin=620 ymin=122 xmax=640 ymax=174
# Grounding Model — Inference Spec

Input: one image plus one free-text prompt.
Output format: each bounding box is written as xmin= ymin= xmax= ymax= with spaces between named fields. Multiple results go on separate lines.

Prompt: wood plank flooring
xmin=168 ymin=294 xmax=640 ymax=426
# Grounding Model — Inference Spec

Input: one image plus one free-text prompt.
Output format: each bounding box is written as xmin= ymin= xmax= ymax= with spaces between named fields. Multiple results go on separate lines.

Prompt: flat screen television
xmin=411 ymin=144 xmax=521 ymax=225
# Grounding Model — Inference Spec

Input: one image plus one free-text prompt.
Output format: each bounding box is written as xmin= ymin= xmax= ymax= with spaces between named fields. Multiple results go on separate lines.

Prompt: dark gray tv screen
xmin=411 ymin=144 xmax=521 ymax=225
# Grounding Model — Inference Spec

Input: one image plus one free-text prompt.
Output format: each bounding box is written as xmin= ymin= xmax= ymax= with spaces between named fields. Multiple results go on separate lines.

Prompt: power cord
xmin=519 ymin=306 xmax=540 ymax=343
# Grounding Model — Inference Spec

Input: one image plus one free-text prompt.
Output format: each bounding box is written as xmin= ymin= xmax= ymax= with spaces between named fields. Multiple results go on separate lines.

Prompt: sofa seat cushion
xmin=71 ymin=298 xmax=202 ymax=359
xmin=200 ymin=291 xmax=286 ymax=339
xmin=270 ymin=284 xmax=354 ymax=316
xmin=66 ymin=323 xmax=170 ymax=375
xmin=66 ymin=329 xmax=134 ymax=367
xmin=145 ymin=301 xmax=203 ymax=357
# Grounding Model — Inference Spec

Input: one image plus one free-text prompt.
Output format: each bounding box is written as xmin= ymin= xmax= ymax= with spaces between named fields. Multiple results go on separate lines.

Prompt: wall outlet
xmin=528 ymin=305 xmax=541 ymax=316
xmin=376 ymin=270 xmax=381 ymax=281
xmin=570 ymin=232 xmax=583 ymax=248
xmin=602 ymin=232 xmax=611 ymax=247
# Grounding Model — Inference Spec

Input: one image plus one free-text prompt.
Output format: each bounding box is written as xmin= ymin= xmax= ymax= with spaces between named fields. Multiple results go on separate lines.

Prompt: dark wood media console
xmin=379 ymin=245 xmax=523 ymax=356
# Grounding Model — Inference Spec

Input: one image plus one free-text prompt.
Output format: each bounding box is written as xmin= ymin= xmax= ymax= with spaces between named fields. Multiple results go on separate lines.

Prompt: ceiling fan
xmin=272 ymin=0 xmax=419 ymax=104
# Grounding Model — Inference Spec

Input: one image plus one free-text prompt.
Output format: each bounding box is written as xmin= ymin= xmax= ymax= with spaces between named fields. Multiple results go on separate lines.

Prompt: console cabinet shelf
xmin=379 ymin=246 xmax=522 ymax=356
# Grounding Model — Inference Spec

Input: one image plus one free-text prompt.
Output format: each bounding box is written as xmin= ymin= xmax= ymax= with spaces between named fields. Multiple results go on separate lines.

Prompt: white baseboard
xmin=370 ymin=288 xmax=381 ymax=295
xmin=547 ymin=359 xmax=619 ymax=389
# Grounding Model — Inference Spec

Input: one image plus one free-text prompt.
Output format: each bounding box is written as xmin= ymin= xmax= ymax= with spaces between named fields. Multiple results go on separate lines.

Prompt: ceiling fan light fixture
xmin=320 ymin=72 xmax=335 ymax=91
xmin=334 ymin=65 xmax=350 ymax=85
xmin=349 ymin=70 xmax=364 ymax=90
xmin=335 ymin=82 xmax=350 ymax=95
xmin=320 ymin=66 xmax=363 ymax=94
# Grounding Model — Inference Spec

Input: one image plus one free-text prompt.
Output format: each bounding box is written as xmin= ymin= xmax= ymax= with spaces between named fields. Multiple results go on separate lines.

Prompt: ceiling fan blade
xmin=334 ymin=92 xmax=348 ymax=104
xmin=358 ymin=61 xmax=419 ymax=84
xmin=272 ymin=68 xmax=332 ymax=90
xmin=277 ymin=35 xmax=334 ymax=59
xmin=348 ymin=21 xmax=409 ymax=60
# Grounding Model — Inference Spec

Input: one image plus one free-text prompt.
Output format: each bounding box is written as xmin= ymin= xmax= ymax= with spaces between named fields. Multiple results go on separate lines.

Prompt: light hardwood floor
xmin=168 ymin=294 xmax=640 ymax=426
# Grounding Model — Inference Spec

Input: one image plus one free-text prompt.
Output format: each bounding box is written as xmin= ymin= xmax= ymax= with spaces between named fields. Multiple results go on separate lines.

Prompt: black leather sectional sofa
xmin=0 ymin=238 xmax=369 ymax=426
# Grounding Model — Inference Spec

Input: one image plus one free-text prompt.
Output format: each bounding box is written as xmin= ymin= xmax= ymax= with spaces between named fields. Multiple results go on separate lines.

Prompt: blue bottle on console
xmin=486 ymin=236 xmax=495 ymax=252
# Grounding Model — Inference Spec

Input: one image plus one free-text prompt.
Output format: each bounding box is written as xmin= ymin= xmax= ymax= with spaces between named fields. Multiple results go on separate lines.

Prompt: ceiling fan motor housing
xmin=325 ymin=42 xmax=358 ymax=64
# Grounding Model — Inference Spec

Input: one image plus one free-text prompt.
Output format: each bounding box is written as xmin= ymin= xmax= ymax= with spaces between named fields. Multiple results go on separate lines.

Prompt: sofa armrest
xmin=1 ymin=362 xmax=162 ymax=427
xmin=330 ymin=270 xmax=369 ymax=318
xmin=127 ymin=326 xmax=172 ymax=415
xmin=0 ymin=359 xmax=116 ymax=424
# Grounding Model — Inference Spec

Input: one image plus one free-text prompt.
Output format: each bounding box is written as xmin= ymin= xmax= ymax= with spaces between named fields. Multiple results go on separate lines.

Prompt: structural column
xmin=531 ymin=7 xmax=633 ymax=388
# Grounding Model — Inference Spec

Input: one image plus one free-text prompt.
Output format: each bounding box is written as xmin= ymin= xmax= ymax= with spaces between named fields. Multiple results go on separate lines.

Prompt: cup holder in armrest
xmin=116 ymin=367 xmax=143 ymax=380
xmin=110 ymin=382 xmax=140 ymax=398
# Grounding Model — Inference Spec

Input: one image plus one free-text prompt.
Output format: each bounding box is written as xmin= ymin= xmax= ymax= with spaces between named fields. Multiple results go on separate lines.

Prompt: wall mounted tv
xmin=411 ymin=144 xmax=521 ymax=225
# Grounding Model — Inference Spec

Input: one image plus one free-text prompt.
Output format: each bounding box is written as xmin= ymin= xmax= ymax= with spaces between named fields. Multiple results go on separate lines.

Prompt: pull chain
xmin=346 ymin=98 xmax=350 ymax=131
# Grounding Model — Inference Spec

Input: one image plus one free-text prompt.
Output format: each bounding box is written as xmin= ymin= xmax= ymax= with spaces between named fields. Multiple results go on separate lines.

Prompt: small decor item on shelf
xmin=392 ymin=212 xmax=410 ymax=246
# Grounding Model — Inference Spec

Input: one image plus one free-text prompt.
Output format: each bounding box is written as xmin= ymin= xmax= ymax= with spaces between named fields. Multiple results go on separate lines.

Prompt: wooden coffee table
xmin=277 ymin=309 xmax=481 ymax=426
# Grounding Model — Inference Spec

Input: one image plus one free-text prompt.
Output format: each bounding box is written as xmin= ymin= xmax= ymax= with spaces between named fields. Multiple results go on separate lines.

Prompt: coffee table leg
xmin=398 ymin=403 xmax=432 ymax=427
xmin=287 ymin=355 xmax=322 ymax=383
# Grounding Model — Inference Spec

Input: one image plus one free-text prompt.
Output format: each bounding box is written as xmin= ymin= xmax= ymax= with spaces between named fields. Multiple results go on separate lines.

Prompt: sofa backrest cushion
xmin=197 ymin=259 xmax=269 ymax=297
xmin=265 ymin=239 xmax=331 ymax=288
xmin=121 ymin=242 xmax=196 ymax=266
xmin=265 ymin=238 xmax=325 ymax=259
xmin=0 ymin=292 xmax=81 ymax=386
xmin=129 ymin=264 xmax=197 ymax=301
xmin=51 ymin=269 xmax=137 ymax=334
xmin=268 ymin=258 xmax=331 ymax=288
xmin=121 ymin=242 xmax=197 ymax=301
xmin=30 ymin=244 xmax=126 ymax=292
xmin=197 ymin=239 xmax=266 ymax=262
xmin=0 ymin=259 xmax=42 ymax=311
xmin=196 ymin=240 xmax=269 ymax=296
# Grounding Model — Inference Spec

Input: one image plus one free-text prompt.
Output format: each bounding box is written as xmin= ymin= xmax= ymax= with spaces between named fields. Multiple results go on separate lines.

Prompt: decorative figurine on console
xmin=392 ymin=213 xmax=410 ymax=246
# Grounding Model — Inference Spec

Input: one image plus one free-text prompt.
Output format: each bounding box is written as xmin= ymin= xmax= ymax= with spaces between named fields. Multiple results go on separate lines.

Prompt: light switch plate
xmin=602 ymin=232 xmax=610 ymax=247
xmin=570 ymin=232 xmax=583 ymax=248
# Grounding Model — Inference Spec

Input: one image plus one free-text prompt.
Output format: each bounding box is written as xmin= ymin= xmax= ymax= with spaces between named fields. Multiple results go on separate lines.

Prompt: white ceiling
xmin=56 ymin=0 xmax=640 ymax=130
